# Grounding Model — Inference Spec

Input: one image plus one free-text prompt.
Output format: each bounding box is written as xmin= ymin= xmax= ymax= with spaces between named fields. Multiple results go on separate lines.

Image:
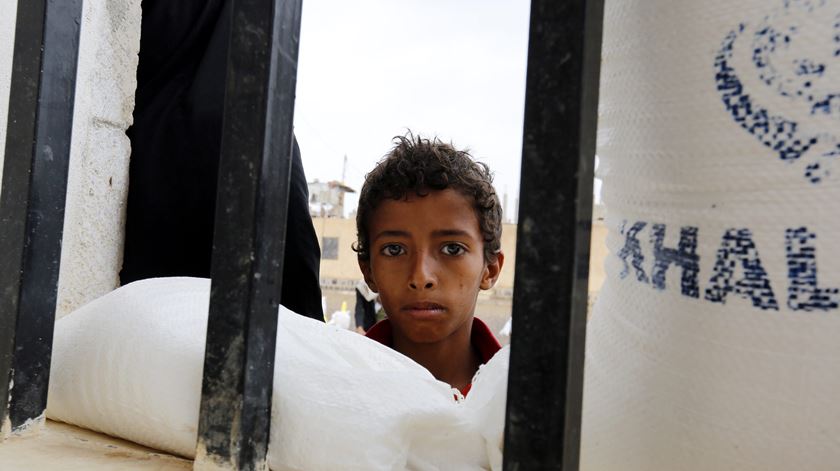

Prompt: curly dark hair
xmin=354 ymin=132 xmax=502 ymax=262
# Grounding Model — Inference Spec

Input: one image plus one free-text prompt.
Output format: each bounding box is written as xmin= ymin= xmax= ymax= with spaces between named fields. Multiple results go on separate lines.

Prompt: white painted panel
xmin=56 ymin=0 xmax=142 ymax=317
xmin=0 ymin=0 xmax=18 ymax=189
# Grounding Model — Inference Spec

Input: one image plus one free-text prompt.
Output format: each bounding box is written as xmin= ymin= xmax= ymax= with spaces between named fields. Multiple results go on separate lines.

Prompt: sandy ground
xmin=0 ymin=420 xmax=190 ymax=470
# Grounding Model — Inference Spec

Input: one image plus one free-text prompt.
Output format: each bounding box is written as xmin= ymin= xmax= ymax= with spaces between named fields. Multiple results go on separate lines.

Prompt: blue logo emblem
xmin=715 ymin=0 xmax=839 ymax=183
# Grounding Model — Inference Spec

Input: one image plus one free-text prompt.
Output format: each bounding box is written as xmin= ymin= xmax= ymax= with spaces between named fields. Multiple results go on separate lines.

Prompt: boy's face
xmin=359 ymin=188 xmax=503 ymax=346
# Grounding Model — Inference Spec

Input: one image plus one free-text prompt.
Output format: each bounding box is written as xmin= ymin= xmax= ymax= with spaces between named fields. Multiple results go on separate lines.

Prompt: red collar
xmin=365 ymin=317 xmax=502 ymax=396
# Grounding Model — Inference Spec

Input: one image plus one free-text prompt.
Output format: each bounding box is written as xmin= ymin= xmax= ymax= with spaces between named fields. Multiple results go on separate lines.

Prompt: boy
xmin=355 ymin=133 xmax=505 ymax=396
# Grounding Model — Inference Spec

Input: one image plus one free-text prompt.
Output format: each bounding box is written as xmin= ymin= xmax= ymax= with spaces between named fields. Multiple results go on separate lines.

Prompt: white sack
xmin=583 ymin=1 xmax=840 ymax=470
xmin=47 ymin=277 xmax=508 ymax=470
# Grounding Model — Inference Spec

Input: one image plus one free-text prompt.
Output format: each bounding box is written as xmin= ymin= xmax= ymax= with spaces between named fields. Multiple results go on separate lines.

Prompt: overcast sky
xmin=293 ymin=0 xmax=532 ymax=219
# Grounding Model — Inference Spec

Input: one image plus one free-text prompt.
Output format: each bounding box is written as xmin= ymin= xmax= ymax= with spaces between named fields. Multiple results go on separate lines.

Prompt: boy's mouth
xmin=402 ymin=302 xmax=446 ymax=316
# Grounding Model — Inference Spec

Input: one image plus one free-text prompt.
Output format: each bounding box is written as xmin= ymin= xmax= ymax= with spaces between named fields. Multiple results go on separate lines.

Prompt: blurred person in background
xmin=121 ymin=0 xmax=324 ymax=321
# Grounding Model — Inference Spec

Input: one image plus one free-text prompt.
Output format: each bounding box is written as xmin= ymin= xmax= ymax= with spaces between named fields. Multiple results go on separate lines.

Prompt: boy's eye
xmin=380 ymin=244 xmax=406 ymax=257
xmin=441 ymin=243 xmax=466 ymax=256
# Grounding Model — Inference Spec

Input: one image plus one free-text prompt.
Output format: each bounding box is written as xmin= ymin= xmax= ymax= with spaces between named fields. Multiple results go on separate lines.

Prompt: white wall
xmin=56 ymin=0 xmax=142 ymax=317
xmin=0 ymin=1 xmax=142 ymax=317
xmin=0 ymin=0 xmax=17 ymax=187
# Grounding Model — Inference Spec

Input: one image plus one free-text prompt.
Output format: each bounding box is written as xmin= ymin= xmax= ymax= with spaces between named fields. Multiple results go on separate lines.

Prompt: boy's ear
xmin=480 ymin=251 xmax=504 ymax=290
xmin=358 ymin=259 xmax=378 ymax=292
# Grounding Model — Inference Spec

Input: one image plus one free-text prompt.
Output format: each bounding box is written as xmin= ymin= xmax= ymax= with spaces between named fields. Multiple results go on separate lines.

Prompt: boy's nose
xmin=408 ymin=253 xmax=437 ymax=290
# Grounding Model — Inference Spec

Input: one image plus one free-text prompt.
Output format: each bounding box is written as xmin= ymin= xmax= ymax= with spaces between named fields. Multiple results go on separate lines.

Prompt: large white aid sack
xmin=582 ymin=1 xmax=840 ymax=470
xmin=46 ymin=277 xmax=508 ymax=470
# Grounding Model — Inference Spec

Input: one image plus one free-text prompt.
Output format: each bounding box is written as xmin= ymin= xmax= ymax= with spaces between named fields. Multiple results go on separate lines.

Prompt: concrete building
xmin=307 ymin=180 xmax=355 ymax=218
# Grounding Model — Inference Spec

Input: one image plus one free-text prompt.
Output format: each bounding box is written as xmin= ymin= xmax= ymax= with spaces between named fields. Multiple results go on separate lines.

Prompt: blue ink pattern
xmin=836 ymin=12 xmax=840 ymax=57
xmin=618 ymin=221 xmax=649 ymax=283
xmin=715 ymin=2 xmax=840 ymax=184
xmin=705 ymin=228 xmax=779 ymax=310
xmin=616 ymin=221 xmax=836 ymax=313
xmin=651 ymin=224 xmax=700 ymax=298
xmin=786 ymin=227 xmax=839 ymax=310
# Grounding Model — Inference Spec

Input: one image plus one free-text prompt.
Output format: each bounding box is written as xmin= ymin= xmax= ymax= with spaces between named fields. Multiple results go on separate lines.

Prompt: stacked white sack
xmin=46 ymin=277 xmax=509 ymax=470
xmin=582 ymin=1 xmax=840 ymax=470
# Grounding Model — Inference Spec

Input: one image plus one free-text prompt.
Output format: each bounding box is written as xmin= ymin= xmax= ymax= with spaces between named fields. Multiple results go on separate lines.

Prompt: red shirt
xmin=365 ymin=317 xmax=502 ymax=396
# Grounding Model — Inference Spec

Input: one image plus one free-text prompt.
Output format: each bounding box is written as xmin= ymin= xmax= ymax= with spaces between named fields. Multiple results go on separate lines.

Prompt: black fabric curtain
xmin=122 ymin=0 xmax=324 ymax=321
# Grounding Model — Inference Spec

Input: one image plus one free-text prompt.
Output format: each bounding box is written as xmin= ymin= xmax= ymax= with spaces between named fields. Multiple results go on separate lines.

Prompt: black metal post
xmin=0 ymin=0 xmax=83 ymax=437
xmin=503 ymin=0 xmax=604 ymax=469
xmin=194 ymin=0 xmax=302 ymax=468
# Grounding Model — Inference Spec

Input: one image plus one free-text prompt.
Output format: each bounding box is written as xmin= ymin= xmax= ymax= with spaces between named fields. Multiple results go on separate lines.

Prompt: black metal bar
xmin=503 ymin=0 xmax=604 ymax=469
xmin=0 ymin=0 xmax=83 ymax=436
xmin=194 ymin=0 xmax=302 ymax=468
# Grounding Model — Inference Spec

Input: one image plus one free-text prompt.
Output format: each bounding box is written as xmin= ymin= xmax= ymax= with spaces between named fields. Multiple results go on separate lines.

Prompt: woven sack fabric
xmin=47 ymin=277 xmax=509 ymax=470
xmin=582 ymin=1 xmax=840 ymax=470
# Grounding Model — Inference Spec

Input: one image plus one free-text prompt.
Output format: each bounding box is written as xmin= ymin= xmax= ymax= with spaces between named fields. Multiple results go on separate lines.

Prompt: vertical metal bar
xmin=194 ymin=0 xmax=302 ymax=468
xmin=0 ymin=0 xmax=83 ymax=437
xmin=503 ymin=0 xmax=604 ymax=469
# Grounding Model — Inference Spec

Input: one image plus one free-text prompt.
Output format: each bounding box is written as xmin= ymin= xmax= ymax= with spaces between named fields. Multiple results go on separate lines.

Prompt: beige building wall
xmin=312 ymin=217 xmax=363 ymax=288
xmin=588 ymin=221 xmax=608 ymax=294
